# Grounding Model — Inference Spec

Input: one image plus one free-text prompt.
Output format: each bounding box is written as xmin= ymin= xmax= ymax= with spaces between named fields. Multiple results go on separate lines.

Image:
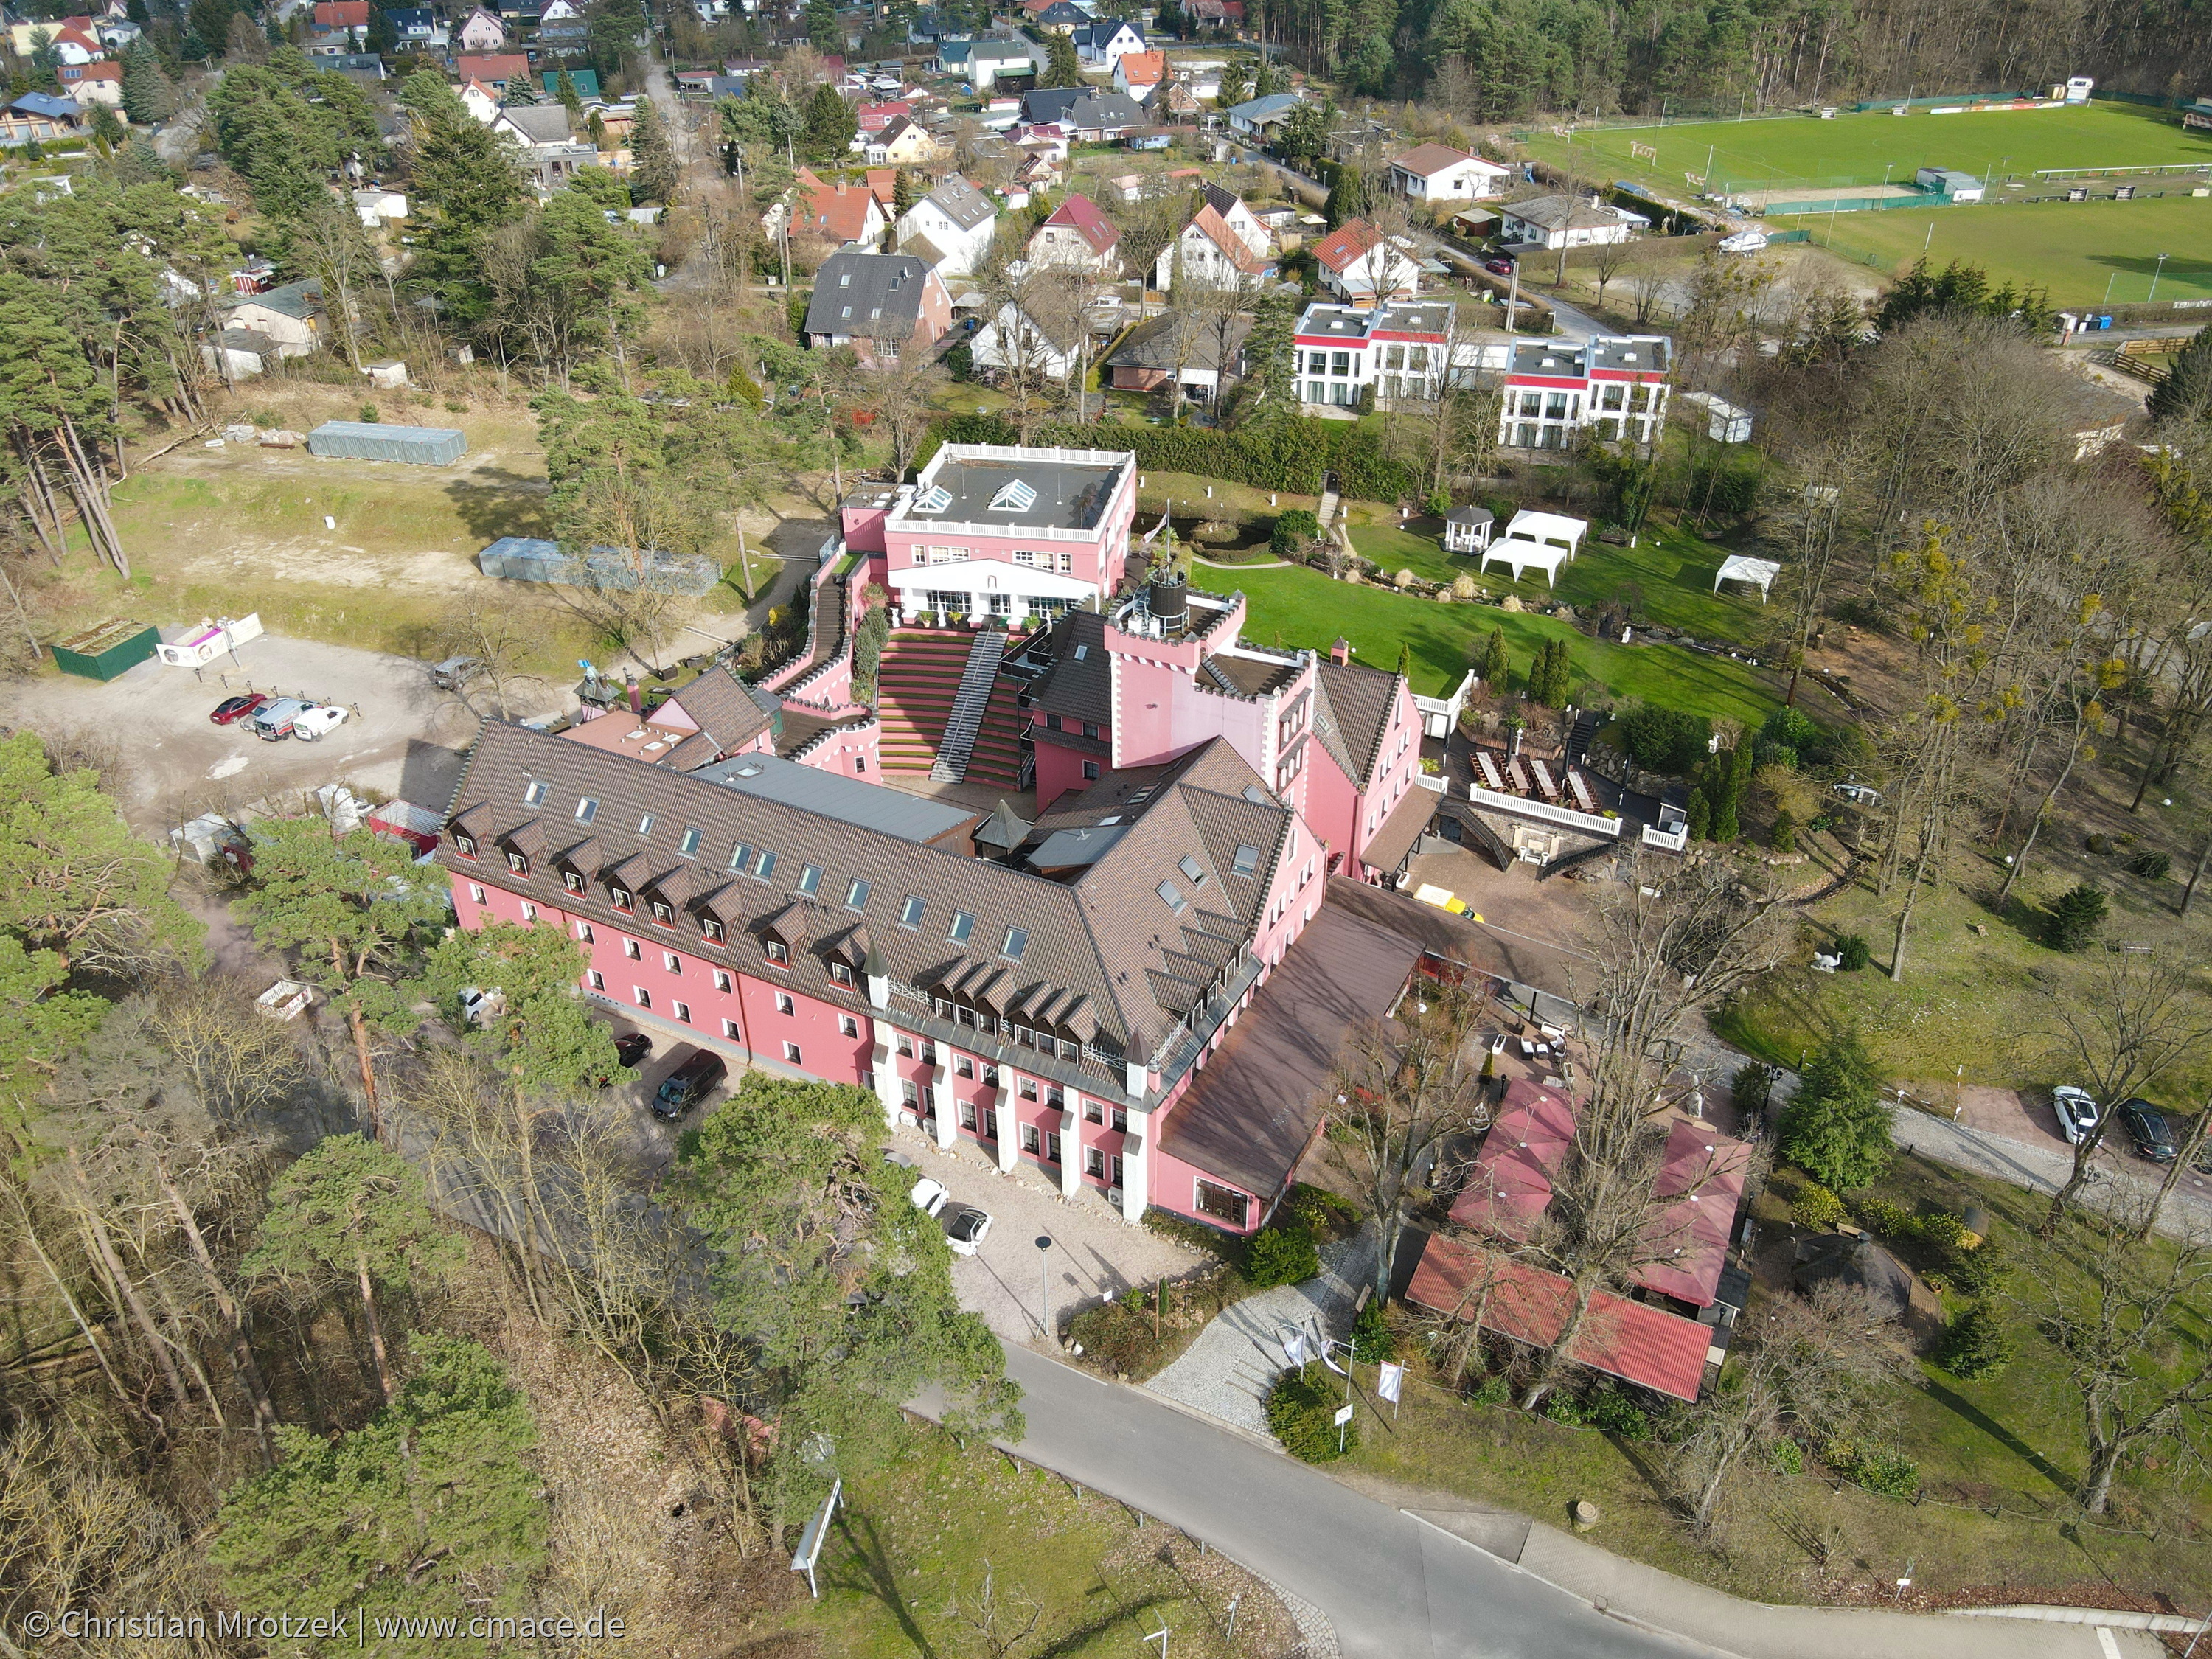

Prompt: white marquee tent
xmin=1505 ymin=509 xmax=1587 ymax=560
xmin=1481 ymin=538 xmax=1569 ymax=589
xmin=1713 ymin=554 xmax=1781 ymax=603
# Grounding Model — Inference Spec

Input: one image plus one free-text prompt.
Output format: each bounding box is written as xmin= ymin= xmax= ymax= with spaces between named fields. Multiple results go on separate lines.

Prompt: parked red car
xmin=210 ymin=692 xmax=268 ymax=725
xmin=1483 ymin=257 xmax=1517 ymax=277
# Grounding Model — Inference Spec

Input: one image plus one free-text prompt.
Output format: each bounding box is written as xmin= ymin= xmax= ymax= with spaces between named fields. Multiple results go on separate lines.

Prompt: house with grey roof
xmin=1225 ymin=91 xmax=1301 ymax=136
xmin=802 ymin=248 xmax=954 ymax=367
xmin=894 ymin=172 xmax=998 ymax=276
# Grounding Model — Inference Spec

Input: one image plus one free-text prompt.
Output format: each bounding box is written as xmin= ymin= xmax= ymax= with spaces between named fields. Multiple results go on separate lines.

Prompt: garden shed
xmin=53 ymin=618 xmax=159 ymax=681
xmin=306 ymin=420 xmax=467 ymax=465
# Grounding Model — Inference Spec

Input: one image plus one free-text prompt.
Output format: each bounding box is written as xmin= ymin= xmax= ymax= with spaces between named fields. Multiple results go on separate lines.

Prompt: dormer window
xmin=650 ymin=899 xmax=675 ymax=928
xmin=830 ymin=960 xmax=855 ymax=985
xmin=611 ymin=886 xmax=633 ymax=914
xmin=765 ymin=939 xmax=790 ymax=965
xmin=507 ymin=851 xmax=529 ymax=876
xmin=563 ymin=869 xmax=585 ymax=894
xmin=701 ymin=915 xmax=726 ymax=944
xmin=524 ymin=779 xmax=548 ymax=806
xmin=454 ymin=834 xmax=479 ymax=859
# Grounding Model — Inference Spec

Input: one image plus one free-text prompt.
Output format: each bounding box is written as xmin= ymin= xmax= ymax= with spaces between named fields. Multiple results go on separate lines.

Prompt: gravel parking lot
xmin=0 ymin=630 xmax=563 ymax=832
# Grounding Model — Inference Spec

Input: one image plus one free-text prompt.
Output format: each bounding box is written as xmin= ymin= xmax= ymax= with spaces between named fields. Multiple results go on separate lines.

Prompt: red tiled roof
xmin=313 ymin=1 xmax=369 ymax=24
xmin=1187 ymin=204 xmax=1267 ymax=275
xmin=1043 ymin=192 xmax=1118 ymax=253
xmin=1312 ymin=218 xmax=1381 ymax=272
xmin=64 ymin=58 xmax=121 ymax=78
xmin=456 ymin=52 xmax=529 ymax=83
xmin=863 ymin=166 xmax=897 ymax=206
xmin=1117 ymin=49 xmax=1166 ymax=84
xmin=1407 ymin=1234 xmax=1710 ymax=1402
xmin=1638 ymin=1118 xmax=1752 ymax=1307
xmin=804 ymin=183 xmax=881 ymax=244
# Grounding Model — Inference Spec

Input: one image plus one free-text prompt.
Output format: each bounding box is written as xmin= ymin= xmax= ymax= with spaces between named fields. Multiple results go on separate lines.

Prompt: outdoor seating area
xmin=1466 ymin=742 xmax=1606 ymax=818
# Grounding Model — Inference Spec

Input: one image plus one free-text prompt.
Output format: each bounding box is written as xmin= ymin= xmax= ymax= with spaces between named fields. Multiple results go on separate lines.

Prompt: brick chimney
xmin=1329 ymin=636 xmax=1351 ymax=666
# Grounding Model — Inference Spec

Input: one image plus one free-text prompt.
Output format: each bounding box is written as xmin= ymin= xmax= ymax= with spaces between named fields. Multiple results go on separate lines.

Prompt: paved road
xmin=982 ymin=1345 xmax=1722 ymax=1659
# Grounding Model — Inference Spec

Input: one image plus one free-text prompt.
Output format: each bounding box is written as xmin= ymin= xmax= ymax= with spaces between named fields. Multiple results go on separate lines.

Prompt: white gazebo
xmin=1713 ymin=554 xmax=1781 ymax=603
xmin=1480 ymin=538 xmax=1569 ymax=590
xmin=1504 ymin=509 xmax=1587 ymax=560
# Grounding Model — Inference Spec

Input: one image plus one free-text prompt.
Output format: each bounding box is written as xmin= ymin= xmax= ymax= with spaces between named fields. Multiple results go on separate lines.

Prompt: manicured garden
xmin=1224 ymin=561 xmax=1782 ymax=725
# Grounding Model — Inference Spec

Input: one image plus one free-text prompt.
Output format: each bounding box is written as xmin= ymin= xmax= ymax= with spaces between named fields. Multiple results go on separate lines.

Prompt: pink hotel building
xmin=434 ymin=443 xmax=1447 ymax=1235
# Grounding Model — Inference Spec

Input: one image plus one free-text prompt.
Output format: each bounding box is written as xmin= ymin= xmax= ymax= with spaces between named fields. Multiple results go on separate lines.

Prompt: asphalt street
xmin=987 ymin=1345 xmax=1722 ymax=1659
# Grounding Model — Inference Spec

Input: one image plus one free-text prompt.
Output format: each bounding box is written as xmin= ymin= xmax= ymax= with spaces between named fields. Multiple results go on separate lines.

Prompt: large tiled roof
xmin=438 ymin=722 xmax=1293 ymax=1071
xmin=1391 ymin=142 xmax=1481 ymax=178
xmin=1041 ymin=192 xmax=1119 ymax=254
xmin=1311 ymin=218 xmax=1382 ymax=273
xmin=924 ymin=170 xmax=995 ymax=231
xmin=661 ymin=664 xmax=776 ymax=761
xmin=1106 ymin=312 xmax=1252 ymax=375
xmin=1026 ymin=609 xmax=1113 ymax=720
xmin=804 ymin=248 xmax=935 ymax=338
xmin=1183 ymin=204 xmax=1268 ymax=275
xmin=1312 ymin=657 xmax=1399 ymax=785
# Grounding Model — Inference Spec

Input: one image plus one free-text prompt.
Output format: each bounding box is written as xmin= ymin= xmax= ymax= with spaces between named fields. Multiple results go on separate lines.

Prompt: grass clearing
xmin=785 ymin=1423 xmax=1294 ymax=1658
xmin=1222 ymin=562 xmax=1781 ymax=722
xmin=1774 ymin=193 xmax=2212 ymax=304
xmin=1350 ymin=518 xmax=1769 ymax=644
xmin=1526 ymin=102 xmax=2212 ymax=199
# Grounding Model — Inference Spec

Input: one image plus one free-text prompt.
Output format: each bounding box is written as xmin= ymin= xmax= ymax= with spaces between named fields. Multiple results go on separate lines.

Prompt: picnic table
xmin=1475 ymin=750 xmax=1506 ymax=793
xmin=1505 ymin=757 xmax=1530 ymax=794
xmin=1530 ymin=758 xmax=1559 ymax=801
xmin=1568 ymin=771 xmax=1596 ymax=813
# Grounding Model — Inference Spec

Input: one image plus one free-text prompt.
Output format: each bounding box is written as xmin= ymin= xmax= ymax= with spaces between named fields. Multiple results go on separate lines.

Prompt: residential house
xmin=7 ymin=18 xmax=97 ymax=58
xmin=973 ymin=290 xmax=1084 ymax=383
xmin=457 ymin=5 xmax=508 ymax=49
xmin=964 ymin=36 xmax=1040 ymax=91
xmin=1020 ymin=86 xmax=1083 ymax=126
xmin=1498 ymin=193 xmax=1647 ymax=250
xmin=1387 ymin=142 xmax=1509 ymax=204
xmin=1156 ymin=79 xmax=1203 ymax=121
xmin=324 ymin=51 xmax=386 ymax=84
xmin=1293 ymin=299 xmax=1510 ymax=411
xmin=458 ymin=77 xmax=503 ymax=123
xmin=1074 ymin=15 xmax=1145 ymax=65
xmin=493 ymin=104 xmax=574 ymax=147
xmin=309 ymin=0 xmax=366 ymax=48
xmin=796 ymin=173 xmax=890 ymax=248
xmin=529 ymin=142 xmax=601 ymax=190
xmin=867 ymin=116 xmax=943 ymax=167
xmin=1312 ymin=218 xmax=1422 ymax=304
xmin=801 ymin=248 xmax=952 ymax=366
xmin=1225 ymin=91 xmax=1299 ymax=136
xmin=386 ymin=7 xmax=449 ymax=45
xmin=1111 ymin=48 xmax=1166 ymax=101
xmin=1186 ymin=0 xmax=1246 ymax=28
xmin=0 ymin=94 xmax=85 ymax=145
xmin=1016 ymin=151 xmax=1062 ymax=191
xmin=1153 ymin=203 xmax=1272 ymax=291
xmin=1105 ymin=311 xmax=1251 ymax=400
xmin=540 ymin=67 xmax=601 ymax=97
xmin=1026 ymin=193 xmax=1121 ymax=275
xmin=894 ymin=172 xmax=999 ymax=276
xmin=56 ymin=60 xmax=122 ymax=104
xmin=540 ymin=0 xmax=583 ymax=21
xmin=216 ymin=277 xmax=326 ymax=357
xmin=856 ymin=99 xmax=913 ymax=136
xmin=456 ymin=52 xmax=532 ymax=92
xmin=352 ymin=187 xmax=408 ymax=227
xmin=1199 ymin=181 xmax=1269 ymax=257
xmin=1061 ymin=89 xmax=1144 ymax=140
xmin=1497 ymin=335 xmax=1672 ymax=450
xmin=1033 ymin=0 xmax=1091 ymax=31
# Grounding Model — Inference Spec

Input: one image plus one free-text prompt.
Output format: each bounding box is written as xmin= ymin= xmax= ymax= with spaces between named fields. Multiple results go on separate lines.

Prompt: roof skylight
xmin=987 ymin=479 xmax=1037 ymax=512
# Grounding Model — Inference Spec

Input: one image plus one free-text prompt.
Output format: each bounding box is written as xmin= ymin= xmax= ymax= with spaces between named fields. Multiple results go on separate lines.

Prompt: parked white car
xmin=2052 ymin=1085 xmax=2100 ymax=1146
xmin=1718 ymin=228 xmax=1769 ymax=254
xmin=291 ymin=703 xmax=349 ymax=741
xmin=908 ymin=1176 xmax=992 ymax=1255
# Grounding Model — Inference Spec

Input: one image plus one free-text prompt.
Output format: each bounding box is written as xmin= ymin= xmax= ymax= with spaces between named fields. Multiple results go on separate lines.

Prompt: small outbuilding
xmin=306 ymin=420 xmax=467 ymax=465
xmin=53 ymin=617 xmax=158 ymax=681
xmin=1443 ymin=505 xmax=1494 ymax=553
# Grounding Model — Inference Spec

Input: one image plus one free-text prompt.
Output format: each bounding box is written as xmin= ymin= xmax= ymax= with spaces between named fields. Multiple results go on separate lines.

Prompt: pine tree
xmin=1042 ymin=31 xmax=1082 ymax=87
xmin=1686 ymin=788 xmax=1711 ymax=841
xmin=630 ymin=95 xmax=679 ymax=205
xmin=395 ymin=72 xmax=526 ymax=324
xmin=805 ymin=0 xmax=840 ymax=52
xmin=1324 ymin=163 xmax=1369 ymax=228
xmin=120 ymin=39 xmax=178 ymax=124
xmin=2149 ymin=328 xmax=2212 ymax=430
xmin=1777 ymin=1031 xmax=1893 ymax=1190
xmin=555 ymin=68 xmax=582 ymax=120
xmin=800 ymin=81 xmax=856 ymax=161
xmin=1479 ymin=625 xmax=1508 ymax=689
xmin=1395 ymin=641 xmax=1411 ymax=681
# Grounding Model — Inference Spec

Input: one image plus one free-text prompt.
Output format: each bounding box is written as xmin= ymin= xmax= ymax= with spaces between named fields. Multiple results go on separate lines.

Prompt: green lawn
xmin=1351 ymin=519 xmax=1770 ymax=644
xmin=1220 ymin=563 xmax=1781 ymax=724
xmin=1775 ymin=192 xmax=2212 ymax=304
xmin=1526 ymin=101 xmax=2212 ymax=198
xmin=784 ymin=1425 xmax=1289 ymax=1657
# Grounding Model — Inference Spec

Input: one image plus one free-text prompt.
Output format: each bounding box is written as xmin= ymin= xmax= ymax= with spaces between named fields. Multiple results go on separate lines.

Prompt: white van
xmin=291 ymin=704 xmax=350 ymax=741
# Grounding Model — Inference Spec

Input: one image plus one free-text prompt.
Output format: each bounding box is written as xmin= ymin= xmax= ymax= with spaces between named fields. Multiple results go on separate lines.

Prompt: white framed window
xmin=576 ymin=921 xmax=594 ymax=943
xmin=587 ymin=970 xmax=605 ymax=990
xmin=954 ymin=1054 xmax=974 ymax=1079
xmin=1083 ymin=1099 xmax=1103 ymax=1124
xmin=714 ymin=970 xmax=731 ymax=992
xmin=521 ymin=901 xmax=538 ymax=922
xmin=624 ymin=939 xmax=642 ymax=961
xmin=783 ymin=1041 xmax=802 ymax=1065
xmin=722 ymin=1018 xmax=740 ymax=1040
xmin=776 ymin=992 xmax=795 ymax=1015
xmin=672 ymin=1001 xmax=692 ymax=1023
xmin=1020 ymin=1123 xmax=1040 ymax=1155
xmin=634 ymin=987 xmax=652 ymax=1009
xmin=839 ymin=1015 xmax=859 ymax=1037
xmin=468 ymin=883 xmax=487 ymax=905
xmin=664 ymin=952 xmax=681 ymax=974
xmin=765 ymin=939 xmax=790 ymax=965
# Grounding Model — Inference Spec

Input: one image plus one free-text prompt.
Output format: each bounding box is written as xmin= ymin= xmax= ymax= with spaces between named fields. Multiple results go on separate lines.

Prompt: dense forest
xmin=1242 ymin=0 xmax=2212 ymax=117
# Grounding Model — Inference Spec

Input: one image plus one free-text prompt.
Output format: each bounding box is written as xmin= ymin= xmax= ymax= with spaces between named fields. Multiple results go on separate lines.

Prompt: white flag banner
xmin=1281 ymin=1326 xmax=1307 ymax=1367
xmin=1377 ymin=1362 xmax=1405 ymax=1404
xmin=1318 ymin=1337 xmax=1349 ymax=1377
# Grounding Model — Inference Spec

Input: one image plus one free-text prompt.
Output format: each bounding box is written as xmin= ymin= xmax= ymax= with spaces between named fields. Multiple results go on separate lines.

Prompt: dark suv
xmin=2118 ymin=1098 xmax=2179 ymax=1164
xmin=652 ymin=1047 xmax=726 ymax=1121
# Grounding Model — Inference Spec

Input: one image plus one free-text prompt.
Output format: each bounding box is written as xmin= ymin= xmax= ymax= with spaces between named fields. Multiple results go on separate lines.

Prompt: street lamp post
xmin=2149 ymin=251 xmax=2171 ymax=302
xmin=1035 ymin=1234 xmax=1054 ymax=1345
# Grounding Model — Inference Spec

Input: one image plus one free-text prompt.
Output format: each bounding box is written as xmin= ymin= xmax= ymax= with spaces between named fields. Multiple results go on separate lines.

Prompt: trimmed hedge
xmin=1267 ymin=1361 xmax=1357 ymax=1461
xmin=925 ymin=414 xmax=1418 ymax=504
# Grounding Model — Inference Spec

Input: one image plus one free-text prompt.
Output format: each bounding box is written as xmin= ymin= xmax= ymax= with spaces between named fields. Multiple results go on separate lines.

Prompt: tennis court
xmin=1526 ymin=102 xmax=2212 ymax=201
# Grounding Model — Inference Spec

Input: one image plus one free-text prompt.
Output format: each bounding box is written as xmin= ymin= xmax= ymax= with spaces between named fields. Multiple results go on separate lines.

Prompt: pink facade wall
xmin=842 ymin=503 xmax=890 ymax=552
xmin=1031 ymin=739 xmax=1095 ymax=810
xmin=790 ymin=718 xmax=883 ymax=779
xmin=1301 ymin=739 xmax=1360 ymax=874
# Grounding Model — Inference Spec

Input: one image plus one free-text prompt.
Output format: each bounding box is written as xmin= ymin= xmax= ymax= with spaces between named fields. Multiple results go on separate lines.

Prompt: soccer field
xmin=1527 ymin=102 xmax=2212 ymax=196
xmin=1771 ymin=194 xmax=2212 ymax=303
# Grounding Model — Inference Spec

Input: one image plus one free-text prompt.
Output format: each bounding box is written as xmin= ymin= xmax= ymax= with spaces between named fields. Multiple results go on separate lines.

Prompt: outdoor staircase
xmin=1565 ymin=711 xmax=1601 ymax=764
xmin=1537 ymin=838 xmax=1618 ymax=883
xmin=1317 ymin=479 xmax=1340 ymax=531
xmin=875 ymin=630 xmax=974 ymax=773
xmin=963 ymin=673 xmax=1029 ymax=790
xmin=931 ymin=630 xmax=1010 ymax=782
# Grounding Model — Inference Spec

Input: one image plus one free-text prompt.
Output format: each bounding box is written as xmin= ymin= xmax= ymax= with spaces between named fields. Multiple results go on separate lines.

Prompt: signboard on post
xmin=790 ymin=1477 xmax=842 ymax=1600
xmin=1332 ymin=1403 xmax=1355 ymax=1427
